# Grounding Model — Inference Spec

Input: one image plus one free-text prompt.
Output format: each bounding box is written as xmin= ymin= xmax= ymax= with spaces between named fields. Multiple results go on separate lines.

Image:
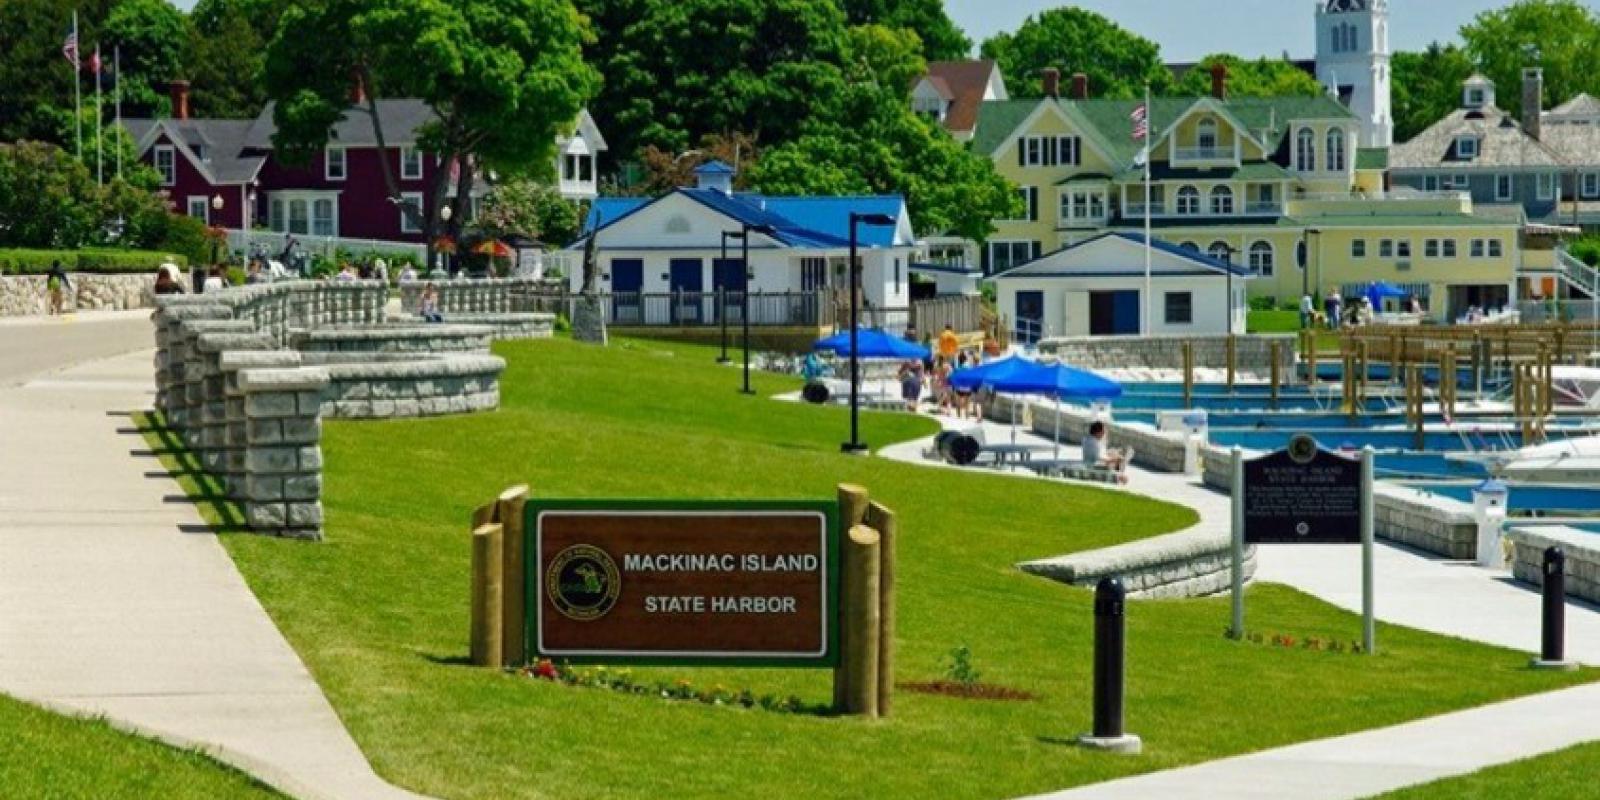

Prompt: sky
xmin=948 ymin=0 xmax=1600 ymax=61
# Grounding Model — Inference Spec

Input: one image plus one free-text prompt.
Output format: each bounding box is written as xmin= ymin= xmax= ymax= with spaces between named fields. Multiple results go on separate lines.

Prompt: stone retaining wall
xmin=1020 ymin=528 xmax=1257 ymax=599
xmin=1 ymin=273 xmax=156 ymax=317
xmin=989 ymin=395 xmax=1193 ymax=473
xmin=1508 ymin=526 xmax=1600 ymax=604
xmin=398 ymin=277 xmax=558 ymax=314
xmin=150 ymin=280 xmax=511 ymax=540
xmin=389 ymin=312 xmax=554 ymax=340
xmin=1200 ymin=443 xmax=1478 ymax=558
xmin=1038 ymin=334 xmax=1297 ymax=375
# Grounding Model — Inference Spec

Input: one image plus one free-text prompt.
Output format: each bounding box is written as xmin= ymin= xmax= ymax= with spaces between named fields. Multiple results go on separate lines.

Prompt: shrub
xmin=0 ymin=248 xmax=186 ymax=275
xmin=155 ymin=214 xmax=217 ymax=267
xmin=942 ymin=645 xmax=981 ymax=686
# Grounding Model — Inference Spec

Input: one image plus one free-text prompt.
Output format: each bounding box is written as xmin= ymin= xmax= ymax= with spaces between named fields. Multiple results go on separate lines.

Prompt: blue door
xmin=1015 ymin=290 xmax=1044 ymax=344
xmin=1090 ymin=290 xmax=1141 ymax=335
xmin=610 ymin=259 xmax=642 ymax=323
xmin=713 ymin=258 xmax=746 ymax=322
xmin=1112 ymin=290 xmax=1141 ymax=335
xmin=669 ymin=259 xmax=703 ymax=324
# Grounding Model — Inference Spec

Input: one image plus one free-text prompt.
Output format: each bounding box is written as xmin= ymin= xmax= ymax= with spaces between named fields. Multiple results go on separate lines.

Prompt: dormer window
xmin=912 ymin=96 xmax=946 ymax=122
xmin=1457 ymin=136 xmax=1480 ymax=160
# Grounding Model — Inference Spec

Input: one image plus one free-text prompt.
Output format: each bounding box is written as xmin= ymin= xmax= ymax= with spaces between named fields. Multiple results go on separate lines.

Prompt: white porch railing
xmin=1173 ymin=146 xmax=1235 ymax=162
xmin=225 ymin=230 xmax=425 ymax=261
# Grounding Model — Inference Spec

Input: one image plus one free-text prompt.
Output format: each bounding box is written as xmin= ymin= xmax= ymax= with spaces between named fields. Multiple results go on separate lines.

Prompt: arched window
xmin=1197 ymin=118 xmax=1218 ymax=151
xmin=1326 ymin=128 xmax=1346 ymax=172
xmin=1249 ymin=240 xmax=1275 ymax=277
xmin=1210 ymin=185 xmax=1235 ymax=215
xmin=1180 ymin=241 xmax=1200 ymax=252
xmin=1176 ymin=185 xmax=1201 ymax=215
xmin=1296 ymin=128 xmax=1316 ymax=172
xmin=1208 ymin=241 xmax=1233 ymax=263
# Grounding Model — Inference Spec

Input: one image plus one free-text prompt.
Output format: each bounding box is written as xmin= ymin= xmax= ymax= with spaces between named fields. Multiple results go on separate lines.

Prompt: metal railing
xmin=585 ymin=291 xmax=833 ymax=328
xmin=1173 ymin=146 xmax=1234 ymax=161
xmin=225 ymin=230 xmax=426 ymax=261
xmin=1243 ymin=201 xmax=1282 ymax=215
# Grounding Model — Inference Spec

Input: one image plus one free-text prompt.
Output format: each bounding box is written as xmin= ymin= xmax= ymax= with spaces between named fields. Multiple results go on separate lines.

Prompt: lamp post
xmin=1303 ymin=227 xmax=1322 ymax=304
xmin=841 ymin=212 xmax=898 ymax=455
xmin=210 ymin=194 xmax=224 ymax=265
xmin=440 ymin=204 xmax=454 ymax=276
xmin=1217 ymin=243 xmax=1239 ymax=335
xmin=740 ymin=222 xmax=777 ymax=395
xmin=718 ymin=231 xmax=735 ymax=364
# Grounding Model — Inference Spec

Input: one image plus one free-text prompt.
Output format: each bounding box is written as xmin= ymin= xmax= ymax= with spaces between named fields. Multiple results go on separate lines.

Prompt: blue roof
xmin=992 ymin=232 xmax=1253 ymax=279
xmin=693 ymin=159 xmax=736 ymax=175
xmin=575 ymin=189 xmax=907 ymax=250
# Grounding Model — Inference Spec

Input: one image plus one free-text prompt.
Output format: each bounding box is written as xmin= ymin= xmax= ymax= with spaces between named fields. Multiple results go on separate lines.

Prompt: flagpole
xmin=114 ymin=45 xmax=122 ymax=180
xmin=95 ymin=45 xmax=103 ymax=186
xmin=73 ymin=11 xmax=82 ymax=162
xmin=1143 ymin=83 xmax=1152 ymax=337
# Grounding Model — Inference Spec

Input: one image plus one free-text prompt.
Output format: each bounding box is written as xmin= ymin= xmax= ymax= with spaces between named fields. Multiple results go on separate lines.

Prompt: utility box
xmin=1473 ymin=479 xmax=1509 ymax=569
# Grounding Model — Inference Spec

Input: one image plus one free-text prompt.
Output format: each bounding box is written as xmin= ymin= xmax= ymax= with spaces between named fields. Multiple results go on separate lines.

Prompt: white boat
xmin=1449 ymin=433 xmax=1600 ymax=484
xmin=1551 ymin=366 xmax=1600 ymax=409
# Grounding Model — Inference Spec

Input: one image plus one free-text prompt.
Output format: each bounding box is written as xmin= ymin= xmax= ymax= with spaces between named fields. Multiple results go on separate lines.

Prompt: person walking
xmin=46 ymin=260 xmax=72 ymax=315
xmin=1300 ymin=293 xmax=1314 ymax=329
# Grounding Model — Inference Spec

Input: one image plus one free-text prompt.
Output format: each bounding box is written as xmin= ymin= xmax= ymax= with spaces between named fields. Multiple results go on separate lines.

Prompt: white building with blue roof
xmin=568 ymin=162 xmax=920 ymax=328
xmin=990 ymin=232 xmax=1252 ymax=341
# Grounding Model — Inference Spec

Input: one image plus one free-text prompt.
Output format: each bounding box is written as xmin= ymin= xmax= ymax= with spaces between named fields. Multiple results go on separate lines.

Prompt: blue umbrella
xmin=813 ymin=328 xmax=930 ymax=360
xmin=949 ymin=356 xmax=1122 ymax=456
xmin=1364 ymin=282 xmax=1408 ymax=314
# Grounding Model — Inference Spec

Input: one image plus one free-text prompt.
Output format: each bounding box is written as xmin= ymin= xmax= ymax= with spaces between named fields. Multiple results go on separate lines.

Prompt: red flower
xmin=532 ymin=659 xmax=558 ymax=680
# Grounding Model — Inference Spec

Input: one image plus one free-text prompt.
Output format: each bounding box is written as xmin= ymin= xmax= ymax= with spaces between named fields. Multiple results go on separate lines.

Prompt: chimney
xmin=349 ymin=71 xmax=367 ymax=106
xmin=1523 ymin=67 xmax=1544 ymax=142
xmin=1042 ymin=68 xmax=1060 ymax=99
xmin=1070 ymin=72 xmax=1089 ymax=100
xmin=1210 ymin=62 xmax=1228 ymax=101
xmin=169 ymin=80 xmax=190 ymax=121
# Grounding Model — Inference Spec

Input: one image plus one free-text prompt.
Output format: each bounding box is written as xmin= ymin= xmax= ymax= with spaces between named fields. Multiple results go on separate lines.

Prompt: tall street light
xmin=842 ymin=212 xmax=897 ymax=455
xmin=718 ymin=231 xmax=736 ymax=364
xmin=740 ymin=222 xmax=777 ymax=395
xmin=1216 ymin=243 xmax=1239 ymax=335
xmin=210 ymin=194 xmax=224 ymax=265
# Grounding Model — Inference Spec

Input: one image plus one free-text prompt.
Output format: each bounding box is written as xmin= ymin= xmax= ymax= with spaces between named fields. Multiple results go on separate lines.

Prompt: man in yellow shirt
xmin=937 ymin=324 xmax=959 ymax=363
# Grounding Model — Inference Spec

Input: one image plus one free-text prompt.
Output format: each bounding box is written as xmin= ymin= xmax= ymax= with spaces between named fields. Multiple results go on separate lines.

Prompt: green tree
xmin=0 ymin=0 xmax=116 ymax=144
xmin=263 ymin=0 xmax=598 ymax=269
xmin=0 ymin=140 xmax=170 ymax=251
xmin=978 ymin=7 xmax=1170 ymax=99
xmin=476 ymin=179 xmax=583 ymax=245
xmin=574 ymin=0 xmax=852 ymax=161
xmin=185 ymin=0 xmax=292 ymax=118
xmin=1169 ymin=54 xmax=1323 ymax=99
xmin=839 ymin=0 xmax=970 ymax=61
xmin=102 ymin=0 xmax=188 ymax=117
xmin=1461 ymin=0 xmax=1600 ymax=119
xmin=1391 ymin=43 xmax=1476 ymax=142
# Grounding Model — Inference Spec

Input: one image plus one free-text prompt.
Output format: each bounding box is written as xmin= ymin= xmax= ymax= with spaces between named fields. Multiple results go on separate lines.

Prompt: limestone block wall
xmin=1038 ymin=334 xmax=1297 ymax=375
xmin=398 ymin=277 xmax=553 ymax=314
xmin=1508 ymin=527 xmax=1600 ymax=604
xmin=1020 ymin=528 xmax=1257 ymax=599
xmin=316 ymin=355 xmax=506 ymax=419
xmin=237 ymin=367 xmax=328 ymax=539
xmin=990 ymin=395 xmax=1192 ymax=473
xmin=290 ymin=325 xmax=493 ymax=354
xmin=0 ymin=273 xmax=157 ymax=317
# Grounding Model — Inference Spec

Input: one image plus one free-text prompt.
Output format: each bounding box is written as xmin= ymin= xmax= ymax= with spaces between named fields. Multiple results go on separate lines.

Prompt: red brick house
xmin=124 ymin=82 xmax=605 ymax=244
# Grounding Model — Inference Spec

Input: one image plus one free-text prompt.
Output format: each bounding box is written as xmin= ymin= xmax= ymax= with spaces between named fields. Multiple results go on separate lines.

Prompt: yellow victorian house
xmin=973 ymin=67 xmax=1531 ymax=323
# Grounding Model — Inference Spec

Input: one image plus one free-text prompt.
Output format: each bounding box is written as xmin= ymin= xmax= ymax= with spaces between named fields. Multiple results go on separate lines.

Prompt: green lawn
xmin=146 ymin=337 xmax=1593 ymax=799
xmin=1248 ymin=309 xmax=1304 ymax=333
xmin=0 ymin=693 xmax=281 ymax=798
xmin=1375 ymin=741 xmax=1600 ymax=799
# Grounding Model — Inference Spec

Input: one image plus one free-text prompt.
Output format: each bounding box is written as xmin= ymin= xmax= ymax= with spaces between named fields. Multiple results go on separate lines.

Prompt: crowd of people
xmin=1300 ymin=289 xmax=1425 ymax=330
xmin=893 ymin=324 xmax=987 ymax=419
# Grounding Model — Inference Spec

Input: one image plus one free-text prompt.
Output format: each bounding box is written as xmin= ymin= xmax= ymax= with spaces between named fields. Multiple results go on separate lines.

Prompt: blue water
xmin=1100 ymin=393 xmax=1392 ymax=413
xmin=1402 ymin=483 xmax=1600 ymax=514
xmin=1302 ymin=363 xmax=1504 ymax=390
xmin=1374 ymin=453 xmax=1490 ymax=479
xmin=1118 ymin=411 xmax=1510 ymax=430
xmin=1208 ymin=428 xmax=1533 ymax=453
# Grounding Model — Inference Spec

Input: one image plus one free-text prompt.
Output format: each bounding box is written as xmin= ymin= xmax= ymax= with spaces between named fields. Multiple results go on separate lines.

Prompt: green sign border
xmin=525 ymin=498 xmax=841 ymax=668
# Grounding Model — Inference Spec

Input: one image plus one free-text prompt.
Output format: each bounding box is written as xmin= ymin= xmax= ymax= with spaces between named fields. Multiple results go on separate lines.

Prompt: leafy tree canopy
xmin=1391 ymin=43 xmax=1475 ymax=142
xmin=978 ymin=7 xmax=1170 ymax=99
xmin=102 ymin=0 xmax=188 ymax=117
xmin=477 ymin=179 xmax=582 ymax=245
xmin=1461 ymin=0 xmax=1600 ymax=120
xmin=1169 ymin=54 xmax=1323 ymax=99
xmin=0 ymin=140 xmax=174 ymax=252
xmin=839 ymin=0 xmax=971 ymax=61
xmin=185 ymin=0 xmax=293 ymax=118
xmin=0 ymin=0 xmax=117 ymax=144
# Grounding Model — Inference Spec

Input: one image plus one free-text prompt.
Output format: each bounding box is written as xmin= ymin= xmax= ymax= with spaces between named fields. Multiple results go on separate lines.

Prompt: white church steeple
xmin=1315 ymin=0 xmax=1393 ymax=148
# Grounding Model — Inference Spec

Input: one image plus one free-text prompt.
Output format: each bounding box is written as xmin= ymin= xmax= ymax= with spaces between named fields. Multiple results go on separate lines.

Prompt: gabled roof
xmin=974 ymin=94 xmax=1354 ymax=166
xmin=694 ymin=160 xmax=736 ymax=175
xmin=126 ymin=118 xmax=266 ymax=185
xmin=1391 ymin=105 xmax=1565 ymax=170
xmin=1549 ymin=93 xmax=1600 ymax=117
xmin=245 ymin=99 xmax=435 ymax=149
xmin=992 ymin=231 xmax=1253 ymax=279
xmin=915 ymin=60 xmax=1002 ymax=136
xmin=575 ymin=190 xmax=910 ymax=250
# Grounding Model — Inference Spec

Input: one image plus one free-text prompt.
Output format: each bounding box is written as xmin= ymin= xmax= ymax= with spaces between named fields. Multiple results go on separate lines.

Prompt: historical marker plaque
xmin=1242 ymin=434 xmax=1363 ymax=545
xmin=527 ymin=501 xmax=838 ymax=665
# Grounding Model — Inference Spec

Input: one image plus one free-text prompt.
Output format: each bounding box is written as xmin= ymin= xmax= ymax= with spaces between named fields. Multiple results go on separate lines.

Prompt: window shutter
xmin=1031 ymin=241 xmax=1042 ymax=259
xmin=1028 ymin=188 xmax=1038 ymax=221
xmin=1018 ymin=140 xmax=1026 ymax=167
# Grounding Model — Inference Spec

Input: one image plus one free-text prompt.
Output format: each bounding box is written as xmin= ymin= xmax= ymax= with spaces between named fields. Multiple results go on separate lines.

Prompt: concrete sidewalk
xmin=0 ymin=347 xmax=427 ymax=800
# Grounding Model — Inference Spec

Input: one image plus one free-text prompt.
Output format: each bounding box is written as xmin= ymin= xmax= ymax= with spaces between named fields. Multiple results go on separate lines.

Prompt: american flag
xmin=1130 ymin=104 xmax=1148 ymax=141
xmin=62 ymin=25 xmax=78 ymax=69
xmin=89 ymin=46 xmax=101 ymax=75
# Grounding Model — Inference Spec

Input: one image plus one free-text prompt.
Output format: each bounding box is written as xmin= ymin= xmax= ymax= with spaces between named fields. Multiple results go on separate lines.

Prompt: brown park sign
xmin=526 ymin=500 xmax=839 ymax=666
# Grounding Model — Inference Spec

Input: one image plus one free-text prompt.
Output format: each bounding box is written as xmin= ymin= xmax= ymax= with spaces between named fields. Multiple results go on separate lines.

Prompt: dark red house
xmin=124 ymin=81 xmax=446 ymax=244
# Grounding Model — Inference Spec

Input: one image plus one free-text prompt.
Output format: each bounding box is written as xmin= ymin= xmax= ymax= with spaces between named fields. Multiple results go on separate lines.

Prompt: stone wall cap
xmin=1505 ymin=525 xmax=1600 ymax=555
xmin=238 ymin=366 xmax=332 ymax=392
xmin=293 ymin=325 xmax=494 ymax=341
xmin=182 ymin=319 xmax=256 ymax=334
xmin=196 ymin=332 xmax=276 ymax=353
xmin=220 ymin=351 xmax=304 ymax=370
xmin=323 ymin=354 xmax=506 ymax=380
xmin=1020 ymin=526 xmax=1238 ymax=583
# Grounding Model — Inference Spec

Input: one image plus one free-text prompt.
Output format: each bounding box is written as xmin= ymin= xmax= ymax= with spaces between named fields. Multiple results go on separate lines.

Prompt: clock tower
xmin=1315 ymin=0 xmax=1393 ymax=148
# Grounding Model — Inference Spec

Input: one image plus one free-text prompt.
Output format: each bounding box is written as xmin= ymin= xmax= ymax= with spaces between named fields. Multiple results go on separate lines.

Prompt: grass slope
xmin=1376 ymin=740 xmax=1600 ymax=799
xmin=154 ymin=337 xmax=1591 ymax=799
xmin=0 ymin=694 xmax=281 ymax=798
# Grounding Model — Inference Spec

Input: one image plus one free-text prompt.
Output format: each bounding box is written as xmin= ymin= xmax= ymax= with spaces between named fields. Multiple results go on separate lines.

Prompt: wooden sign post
xmin=1231 ymin=435 xmax=1375 ymax=653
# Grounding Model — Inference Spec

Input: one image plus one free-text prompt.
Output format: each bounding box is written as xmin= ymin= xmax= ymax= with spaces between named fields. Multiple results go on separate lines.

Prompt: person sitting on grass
xmin=1083 ymin=421 xmax=1133 ymax=483
xmin=419 ymin=283 xmax=444 ymax=323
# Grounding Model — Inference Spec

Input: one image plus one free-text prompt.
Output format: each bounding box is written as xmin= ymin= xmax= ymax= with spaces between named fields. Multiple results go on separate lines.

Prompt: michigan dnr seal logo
xmin=546 ymin=545 xmax=621 ymax=621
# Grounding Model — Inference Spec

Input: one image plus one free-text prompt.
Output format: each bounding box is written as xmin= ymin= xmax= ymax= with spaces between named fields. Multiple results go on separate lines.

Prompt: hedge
xmin=0 ymin=248 xmax=187 ymax=275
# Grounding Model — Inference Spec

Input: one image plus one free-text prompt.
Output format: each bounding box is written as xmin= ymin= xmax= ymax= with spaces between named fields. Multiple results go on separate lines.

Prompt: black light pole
xmin=718 ymin=231 xmax=734 ymax=364
xmin=740 ymin=223 xmax=776 ymax=395
xmin=841 ymin=212 xmax=898 ymax=455
xmin=1220 ymin=243 xmax=1237 ymax=335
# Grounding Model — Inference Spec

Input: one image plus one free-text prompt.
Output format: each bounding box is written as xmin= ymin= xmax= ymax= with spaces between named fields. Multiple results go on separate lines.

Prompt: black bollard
xmin=1092 ymin=577 xmax=1127 ymax=739
xmin=1541 ymin=547 xmax=1567 ymax=666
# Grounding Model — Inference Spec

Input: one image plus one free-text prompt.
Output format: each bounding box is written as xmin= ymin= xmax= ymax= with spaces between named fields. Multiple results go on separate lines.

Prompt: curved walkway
xmin=876 ymin=417 xmax=1600 ymax=800
xmin=0 ymin=313 xmax=426 ymax=800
